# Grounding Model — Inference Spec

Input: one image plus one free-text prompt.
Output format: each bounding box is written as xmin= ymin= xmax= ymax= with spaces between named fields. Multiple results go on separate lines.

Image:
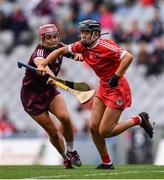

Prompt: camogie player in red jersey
xmin=37 ymin=20 xmax=154 ymax=169
xmin=20 ymin=24 xmax=82 ymax=169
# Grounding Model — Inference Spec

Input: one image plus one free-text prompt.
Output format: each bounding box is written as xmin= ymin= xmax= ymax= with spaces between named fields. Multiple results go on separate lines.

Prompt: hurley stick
xmin=17 ymin=61 xmax=91 ymax=91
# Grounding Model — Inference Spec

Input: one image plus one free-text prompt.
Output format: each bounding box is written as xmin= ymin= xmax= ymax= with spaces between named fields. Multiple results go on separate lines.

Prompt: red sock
xmin=132 ymin=116 xmax=141 ymax=125
xmin=101 ymin=154 xmax=111 ymax=164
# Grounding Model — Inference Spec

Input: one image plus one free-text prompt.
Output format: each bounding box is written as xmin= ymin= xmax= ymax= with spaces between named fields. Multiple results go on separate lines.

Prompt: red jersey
xmin=68 ymin=39 xmax=131 ymax=109
xmin=68 ymin=39 xmax=126 ymax=82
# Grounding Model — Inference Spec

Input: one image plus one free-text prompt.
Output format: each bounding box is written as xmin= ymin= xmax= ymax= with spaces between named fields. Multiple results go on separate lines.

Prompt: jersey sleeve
xmin=68 ymin=41 xmax=84 ymax=54
xmin=115 ymin=48 xmax=127 ymax=61
xmin=109 ymin=40 xmax=126 ymax=60
xmin=120 ymin=50 xmax=127 ymax=60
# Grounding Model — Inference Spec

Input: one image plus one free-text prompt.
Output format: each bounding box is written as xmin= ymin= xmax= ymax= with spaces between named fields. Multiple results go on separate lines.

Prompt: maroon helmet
xmin=39 ymin=24 xmax=58 ymax=37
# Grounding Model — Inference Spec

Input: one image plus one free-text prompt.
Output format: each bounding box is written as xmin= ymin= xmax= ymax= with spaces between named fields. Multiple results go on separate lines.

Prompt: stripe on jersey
xmin=99 ymin=41 xmax=118 ymax=52
xmin=37 ymin=49 xmax=44 ymax=57
xmin=120 ymin=50 xmax=127 ymax=60
xmin=99 ymin=41 xmax=126 ymax=60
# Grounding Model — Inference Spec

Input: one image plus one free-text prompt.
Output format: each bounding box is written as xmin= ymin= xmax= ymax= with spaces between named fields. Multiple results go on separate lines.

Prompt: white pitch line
xmin=27 ymin=170 xmax=164 ymax=179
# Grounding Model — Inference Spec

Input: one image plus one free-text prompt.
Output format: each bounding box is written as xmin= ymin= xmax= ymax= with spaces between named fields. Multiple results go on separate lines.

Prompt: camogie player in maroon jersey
xmin=20 ymin=24 xmax=82 ymax=169
xmin=37 ymin=20 xmax=154 ymax=170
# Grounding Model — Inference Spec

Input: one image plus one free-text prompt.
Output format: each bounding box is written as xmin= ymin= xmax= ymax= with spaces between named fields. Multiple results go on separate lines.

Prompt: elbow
xmin=60 ymin=46 xmax=68 ymax=55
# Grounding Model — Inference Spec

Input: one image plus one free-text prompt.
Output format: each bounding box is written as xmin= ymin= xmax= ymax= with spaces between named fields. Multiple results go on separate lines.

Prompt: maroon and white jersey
xmin=20 ymin=42 xmax=71 ymax=115
xmin=22 ymin=43 xmax=65 ymax=90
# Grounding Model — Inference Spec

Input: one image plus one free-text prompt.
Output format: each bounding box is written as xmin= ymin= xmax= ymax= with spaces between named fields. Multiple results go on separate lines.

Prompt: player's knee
xmin=99 ymin=127 xmax=112 ymax=138
xmin=90 ymin=124 xmax=99 ymax=135
xmin=49 ymin=130 xmax=59 ymax=140
xmin=59 ymin=114 xmax=71 ymax=124
xmin=42 ymin=121 xmax=58 ymax=135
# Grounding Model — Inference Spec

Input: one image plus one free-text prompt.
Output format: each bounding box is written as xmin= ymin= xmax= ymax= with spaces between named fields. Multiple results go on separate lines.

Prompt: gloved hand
xmin=108 ymin=74 xmax=120 ymax=87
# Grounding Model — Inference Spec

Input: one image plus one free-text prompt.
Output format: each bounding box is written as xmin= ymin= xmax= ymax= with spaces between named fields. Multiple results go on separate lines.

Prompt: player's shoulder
xmin=34 ymin=44 xmax=45 ymax=53
xmin=35 ymin=44 xmax=44 ymax=50
xmin=72 ymin=41 xmax=82 ymax=47
xmin=100 ymin=38 xmax=117 ymax=45
xmin=32 ymin=44 xmax=46 ymax=58
xmin=99 ymin=38 xmax=120 ymax=49
xmin=70 ymin=41 xmax=84 ymax=51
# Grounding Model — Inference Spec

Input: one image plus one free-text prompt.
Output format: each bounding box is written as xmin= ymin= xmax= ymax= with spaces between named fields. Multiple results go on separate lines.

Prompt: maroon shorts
xmin=20 ymin=85 xmax=60 ymax=116
xmin=96 ymin=76 xmax=132 ymax=110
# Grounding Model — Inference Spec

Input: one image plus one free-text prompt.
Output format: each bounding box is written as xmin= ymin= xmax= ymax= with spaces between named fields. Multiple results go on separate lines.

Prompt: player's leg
xmin=49 ymin=94 xmax=74 ymax=143
xmin=30 ymin=111 xmax=73 ymax=168
xmin=99 ymin=109 xmax=153 ymax=138
xmin=48 ymin=94 xmax=81 ymax=167
xmin=89 ymin=96 xmax=114 ymax=169
xmin=99 ymin=108 xmax=130 ymax=137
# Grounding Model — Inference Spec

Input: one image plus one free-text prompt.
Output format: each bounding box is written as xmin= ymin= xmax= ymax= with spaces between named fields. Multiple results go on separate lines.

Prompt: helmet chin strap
xmin=91 ymin=32 xmax=109 ymax=45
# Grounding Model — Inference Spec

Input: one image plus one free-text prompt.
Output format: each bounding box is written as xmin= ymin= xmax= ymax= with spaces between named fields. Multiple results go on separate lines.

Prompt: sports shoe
xmin=139 ymin=112 xmax=154 ymax=138
xmin=96 ymin=163 xmax=115 ymax=170
xmin=66 ymin=151 xmax=82 ymax=167
xmin=64 ymin=158 xmax=74 ymax=169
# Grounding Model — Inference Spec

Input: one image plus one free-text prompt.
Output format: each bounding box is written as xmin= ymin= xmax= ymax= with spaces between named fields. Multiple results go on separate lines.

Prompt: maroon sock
xmin=132 ymin=116 xmax=141 ymax=125
xmin=101 ymin=154 xmax=111 ymax=164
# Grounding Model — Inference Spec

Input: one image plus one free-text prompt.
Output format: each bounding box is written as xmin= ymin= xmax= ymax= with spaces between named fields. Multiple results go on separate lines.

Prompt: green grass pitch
xmin=0 ymin=165 xmax=164 ymax=179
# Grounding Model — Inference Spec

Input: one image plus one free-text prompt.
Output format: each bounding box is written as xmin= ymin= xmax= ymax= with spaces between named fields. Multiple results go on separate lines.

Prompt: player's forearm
xmin=42 ymin=47 xmax=67 ymax=67
xmin=115 ymin=52 xmax=133 ymax=77
xmin=34 ymin=58 xmax=55 ymax=76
